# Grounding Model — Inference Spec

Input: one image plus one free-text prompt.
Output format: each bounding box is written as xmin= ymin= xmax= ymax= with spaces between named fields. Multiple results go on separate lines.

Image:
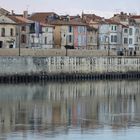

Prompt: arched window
xmin=1 ymin=28 xmax=5 ymax=37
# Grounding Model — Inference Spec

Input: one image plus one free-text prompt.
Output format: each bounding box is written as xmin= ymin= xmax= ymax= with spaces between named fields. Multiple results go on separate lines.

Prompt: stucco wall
xmin=53 ymin=26 xmax=61 ymax=48
xmin=0 ymin=56 xmax=140 ymax=76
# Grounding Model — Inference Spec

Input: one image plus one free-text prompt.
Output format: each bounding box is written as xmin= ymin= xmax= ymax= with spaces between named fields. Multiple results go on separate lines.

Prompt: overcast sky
xmin=1 ymin=0 xmax=140 ymax=17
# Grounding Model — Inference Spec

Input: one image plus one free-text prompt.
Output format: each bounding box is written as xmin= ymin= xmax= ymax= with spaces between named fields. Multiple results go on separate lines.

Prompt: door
xmin=0 ymin=41 xmax=3 ymax=48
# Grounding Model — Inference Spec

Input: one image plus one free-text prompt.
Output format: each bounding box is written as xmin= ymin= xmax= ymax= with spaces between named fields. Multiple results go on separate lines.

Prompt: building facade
xmin=0 ymin=15 xmax=17 ymax=48
xmin=52 ymin=20 xmax=87 ymax=49
xmin=87 ymin=26 xmax=98 ymax=49
xmin=29 ymin=22 xmax=54 ymax=48
xmin=98 ymin=20 xmax=122 ymax=51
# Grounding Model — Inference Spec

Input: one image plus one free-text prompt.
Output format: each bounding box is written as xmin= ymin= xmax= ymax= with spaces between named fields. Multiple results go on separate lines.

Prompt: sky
xmin=1 ymin=0 xmax=140 ymax=18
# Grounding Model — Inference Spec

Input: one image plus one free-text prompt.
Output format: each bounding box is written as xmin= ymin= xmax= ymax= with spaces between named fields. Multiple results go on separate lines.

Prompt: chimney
xmin=23 ymin=11 xmax=28 ymax=18
xmin=11 ymin=10 xmax=14 ymax=15
xmin=120 ymin=12 xmax=124 ymax=15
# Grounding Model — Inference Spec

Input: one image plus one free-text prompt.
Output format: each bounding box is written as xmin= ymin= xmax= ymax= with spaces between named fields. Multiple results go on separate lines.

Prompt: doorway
xmin=9 ymin=44 xmax=13 ymax=48
xmin=0 ymin=41 xmax=3 ymax=48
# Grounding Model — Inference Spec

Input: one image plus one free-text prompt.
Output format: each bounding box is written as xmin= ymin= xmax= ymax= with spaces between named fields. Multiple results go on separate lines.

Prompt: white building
xmin=98 ymin=20 xmax=122 ymax=51
xmin=0 ymin=15 xmax=17 ymax=48
xmin=111 ymin=12 xmax=140 ymax=51
xmin=9 ymin=15 xmax=33 ymax=48
xmin=128 ymin=26 xmax=140 ymax=50
xmin=122 ymin=24 xmax=140 ymax=51
xmin=29 ymin=22 xmax=54 ymax=48
xmin=41 ymin=24 xmax=54 ymax=48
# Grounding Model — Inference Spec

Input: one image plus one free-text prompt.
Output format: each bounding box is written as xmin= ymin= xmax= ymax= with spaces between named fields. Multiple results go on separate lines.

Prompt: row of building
xmin=1 ymin=7 xmax=140 ymax=52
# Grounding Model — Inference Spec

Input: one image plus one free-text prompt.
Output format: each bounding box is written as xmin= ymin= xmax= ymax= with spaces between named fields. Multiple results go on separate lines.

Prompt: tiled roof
xmin=105 ymin=19 xmax=121 ymax=25
xmin=98 ymin=19 xmax=129 ymax=28
xmin=131 ymin=15 xmax=140 ymax=19
xmin=50 ymin=20 xmax=87 ymax=26
xmin=8 ymin=16 xmax=33 ymax=24
xmin=82 ymin=13 xmax=103 ymax=23
xmin=29 ymin=12 xmax=58 ymax=23
xmin=40 ymin=22 xmax=54 ymax=27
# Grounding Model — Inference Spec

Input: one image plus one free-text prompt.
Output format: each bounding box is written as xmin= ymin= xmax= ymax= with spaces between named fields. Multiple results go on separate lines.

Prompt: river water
xmin=0 ymin=80 xmax=140 ymax=140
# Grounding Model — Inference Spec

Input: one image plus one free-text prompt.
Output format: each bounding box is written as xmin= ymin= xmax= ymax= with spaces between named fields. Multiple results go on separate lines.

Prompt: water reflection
xmin=0 ymin=80 xmax=140 ymax=139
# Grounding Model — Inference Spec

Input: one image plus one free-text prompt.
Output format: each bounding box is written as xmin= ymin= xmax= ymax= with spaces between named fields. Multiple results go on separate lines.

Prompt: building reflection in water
xmin=0 ymin=80 xmax=140 ymax=137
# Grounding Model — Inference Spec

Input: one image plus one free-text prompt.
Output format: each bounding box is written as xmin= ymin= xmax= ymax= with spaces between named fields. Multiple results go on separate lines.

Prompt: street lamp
xmin=18 ymin=25 xmax=21 ymax=56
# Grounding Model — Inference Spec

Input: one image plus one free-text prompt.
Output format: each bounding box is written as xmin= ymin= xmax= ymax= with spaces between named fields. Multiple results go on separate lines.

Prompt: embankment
xmin=0 ymin=56 xmax=140 ymax=82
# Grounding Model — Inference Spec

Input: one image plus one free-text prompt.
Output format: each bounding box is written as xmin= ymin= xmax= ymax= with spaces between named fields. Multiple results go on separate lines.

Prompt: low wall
xmin=0 ymin=56 xmax=140 ymax=76
xmin=1 ymin=48 xmax=140 ymax=57
xmin=0 ymin=48 xmax=116 ymax=57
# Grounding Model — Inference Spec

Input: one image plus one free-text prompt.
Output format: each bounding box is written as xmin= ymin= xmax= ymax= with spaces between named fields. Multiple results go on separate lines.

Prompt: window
xmin=68 ymin=35 xmax=72 ymax=43
xmin=78 ymin=26 xmax=85 ymax=33
xmin=69 ymin=26 xmax=72 ymax=32
xmin=105 ymin=36 xmax=109 ymax=42
xmin=21 ymin=26 xmax=26 ymax=31
xmin=129 ymin=28 xmax=133 ymax=35
xmin=21 ymin=35 xmax=26 ymax=43
xmin=136 ymin=37 xmax=139 ymax=43
xmin=114 ymin=35 xmax=117 ymax=42
xmin=46 ymin=28 xmax=48 ymax=32
xmin=1 ymin=28 xmax=5 ymax=37
xmin=129 ymin=38 xmax=133 ymax=44
xmin=111 ymin=35 xmax=117 ymax=43
xmin=111 ymin=26 xmax=114 ymax=31
xmin=111 ymin=26 xmax=117 ymax=31
xmin=10 ymin=28 xmax=14 ymax=36
xmin=124 ymin=28 xmax=128 ymax=33
xmin=111 ymin=35 xmax=114 ymax=42
xmin=124 ymin=38 xmax=128 ymax=44
xmin=44 ymin=37 xmax=47 ymax=44
xmin=90 ymin=37 xmax=93 ymax=43
xmin=136 ymin=29 xmax=139 ymax=34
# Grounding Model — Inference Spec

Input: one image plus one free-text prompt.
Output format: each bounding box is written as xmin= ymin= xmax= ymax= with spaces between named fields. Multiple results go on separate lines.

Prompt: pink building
xmin=51 ymin=20 xmax=87 ymax=49
xmin=74 ymin=25 xmax=87 ymax=49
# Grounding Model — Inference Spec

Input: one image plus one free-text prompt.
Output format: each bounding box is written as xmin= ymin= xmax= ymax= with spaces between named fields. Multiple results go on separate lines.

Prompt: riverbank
xmin=0 ymin=56 xmax=140 ymax=82
xmin=0 ymin=48 xmax=117 ymax=57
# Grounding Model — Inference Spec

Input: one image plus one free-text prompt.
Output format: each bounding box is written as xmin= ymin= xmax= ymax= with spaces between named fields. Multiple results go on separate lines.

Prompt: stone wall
xmin=0 ymin=56 xmax=140 ymax=76
xmin=0 ymin=48 xmax=116 ymax=56
xmin=1 ymin=48 xmax=140 ymax=57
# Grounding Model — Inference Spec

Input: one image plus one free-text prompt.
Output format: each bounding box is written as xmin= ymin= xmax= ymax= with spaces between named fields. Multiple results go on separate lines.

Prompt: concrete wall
xmin=0 ymin=56 xmax=140 ymax=75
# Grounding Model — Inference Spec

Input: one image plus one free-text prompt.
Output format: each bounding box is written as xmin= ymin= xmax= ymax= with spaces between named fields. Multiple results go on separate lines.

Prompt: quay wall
xmin=0 ymin=48 xmax=116 ymax=57
xmin=0 ymin=56 xmax=140 ymax=76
